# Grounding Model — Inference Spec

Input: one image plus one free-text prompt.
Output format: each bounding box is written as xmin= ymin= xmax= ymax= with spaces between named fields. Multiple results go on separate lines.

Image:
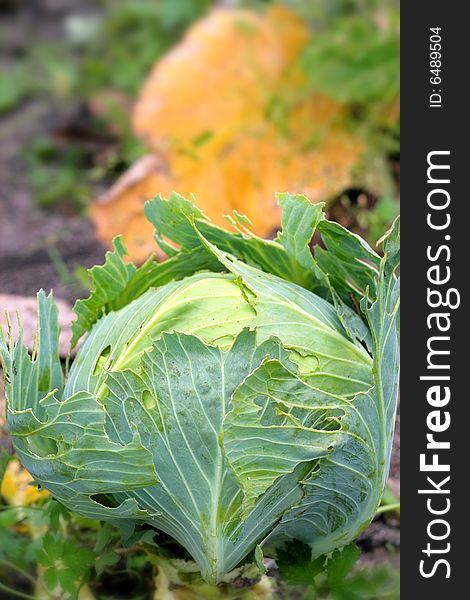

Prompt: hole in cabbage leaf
xmin=142 ymin=390 xmax=156 ymax=410
xmin=27 ymin=436 xmax=58 ymax=457
xmin=324 ymin=411 xmax=343 ymax=431
xmin=90 ymin=493 xmax=118 ymax=508
xmin=93 ymin=345 xmax=112 ymax=376
xmin=287 ymin=350 xmax=320 ymax=376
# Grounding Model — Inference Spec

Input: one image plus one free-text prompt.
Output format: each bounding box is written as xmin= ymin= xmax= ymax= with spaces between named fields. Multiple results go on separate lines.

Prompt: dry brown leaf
xmin=133 ymin=6 xmax=310 ymax=153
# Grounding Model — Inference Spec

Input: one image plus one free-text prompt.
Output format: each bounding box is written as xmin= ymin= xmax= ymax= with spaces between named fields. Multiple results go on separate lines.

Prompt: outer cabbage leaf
xmin=265 ymin=217 xmax=400 ymax=555
xmin=1 ymin=292 xmax=158 ymax=528
xmin=223 ymin=358 xmax=350 ymax=512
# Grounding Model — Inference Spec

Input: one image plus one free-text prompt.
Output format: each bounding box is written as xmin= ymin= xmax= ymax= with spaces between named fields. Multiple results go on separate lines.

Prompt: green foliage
xmin=38 ymin=531 xmax=95 ymax=598
xmin=0 ymin=496 xmax=155 ymax=599
xmin=277 ymin=540 xmax=327 ymax=585
xmin=277 ymin=542 xmax=399 ymax=599
xmin=300 ymin=15 xmax=399 ymax=104
xmin=278 ymin=542 xmax=365 ymax=591
xmin=367 ymin=197 xmax=400 ymax=243
xmin=0 ymin=449 xmax=11 ymax=484
xmin=0 ymin=67 xmax=34 ymax=114
xmin=296 ymin=4 xmax=400 ymax=163
xmin=244 ymin=0 xmax=400 ymax=29
xmin=97 ymin=0 xmax=216 ymax=93
xmin=23 ymin=137 xmax=93 ymax=212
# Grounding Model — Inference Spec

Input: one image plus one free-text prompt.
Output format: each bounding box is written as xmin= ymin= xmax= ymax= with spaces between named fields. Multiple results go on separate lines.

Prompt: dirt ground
xmin=0 ymin=0 xmax=107 ymax=302
xmin=0 ymin=99 xmax=107 ymax=302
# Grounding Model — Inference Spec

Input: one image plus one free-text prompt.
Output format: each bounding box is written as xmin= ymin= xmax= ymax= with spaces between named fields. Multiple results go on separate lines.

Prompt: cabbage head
xmin=0 ymin=193 xmax=399 ymax=584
